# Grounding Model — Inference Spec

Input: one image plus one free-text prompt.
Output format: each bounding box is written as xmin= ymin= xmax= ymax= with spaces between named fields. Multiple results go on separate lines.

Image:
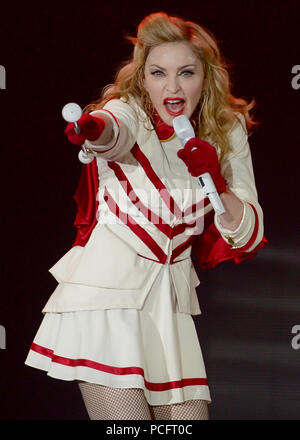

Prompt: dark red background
xmin=1 ymin=0 xmax=299 ymax=420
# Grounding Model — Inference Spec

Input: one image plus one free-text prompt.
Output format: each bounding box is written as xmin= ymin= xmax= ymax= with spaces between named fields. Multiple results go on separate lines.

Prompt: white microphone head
xmin=78 ymin=149 xmax=94 ymax=164
xmin=172 ymin=115 xmax=195 ymax=145
xmin=62 ymin=103 xmax=82 ymax=122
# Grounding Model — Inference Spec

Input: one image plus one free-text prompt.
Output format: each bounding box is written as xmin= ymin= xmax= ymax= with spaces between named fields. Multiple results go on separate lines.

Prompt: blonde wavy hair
xmin=84 ymin=12 xmax=258 ymax=160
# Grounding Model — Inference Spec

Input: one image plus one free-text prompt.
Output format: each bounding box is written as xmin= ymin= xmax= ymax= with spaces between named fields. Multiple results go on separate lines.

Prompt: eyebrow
xmin=149 ymin=64 xmax=197 ymax=70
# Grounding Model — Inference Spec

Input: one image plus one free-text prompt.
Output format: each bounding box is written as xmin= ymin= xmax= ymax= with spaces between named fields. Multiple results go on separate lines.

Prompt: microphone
xmin=62 ymin=102 xmax=95 ymax=164
xmin=62 ymin=102 xmax=82 ymax=134
xmin=173 ymin=115 xmax=226 ymax=215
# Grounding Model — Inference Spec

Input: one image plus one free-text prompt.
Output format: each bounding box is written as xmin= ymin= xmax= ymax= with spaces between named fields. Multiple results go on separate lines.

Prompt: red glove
xmin=177 ymin=138 xmax=227 ymax=194
xmin=64 ymin=113 xmax=105 ymax=146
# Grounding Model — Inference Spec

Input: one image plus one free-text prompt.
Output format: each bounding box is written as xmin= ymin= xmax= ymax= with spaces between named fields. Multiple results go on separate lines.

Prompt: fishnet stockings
xmin=78 ymin=381 xmax=152 ymax=420
xmin=78 ymin=381 xmax=209 ymax=420
xmin=150 ymin=399 xmax=209 ymax=420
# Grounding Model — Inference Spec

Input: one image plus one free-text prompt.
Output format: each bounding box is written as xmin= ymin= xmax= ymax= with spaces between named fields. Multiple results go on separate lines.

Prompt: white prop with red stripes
xmin=173 ymin=115 xmax=226 ymax=215
xmin=62 ymin=102 xmax=96 ymax=164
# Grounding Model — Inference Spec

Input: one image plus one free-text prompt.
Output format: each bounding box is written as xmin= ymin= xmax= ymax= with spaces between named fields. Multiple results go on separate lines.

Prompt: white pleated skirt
xmin=25 ymin=265 xmax=211 ymax=406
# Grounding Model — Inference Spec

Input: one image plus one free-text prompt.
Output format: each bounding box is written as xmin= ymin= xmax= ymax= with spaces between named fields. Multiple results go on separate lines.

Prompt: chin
xmin=165 ymin=118 xmax=174 ymax=127
xmin=159 ymin=112 xmax=176 ymax=127
xmin=168 ymin=110 xmax=192 ymax=126
xmin=158 ymin=108 xmax=190 ymax=127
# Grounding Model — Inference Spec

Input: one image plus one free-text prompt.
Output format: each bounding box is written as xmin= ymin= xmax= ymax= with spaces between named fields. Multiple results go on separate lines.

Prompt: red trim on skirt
xmin=30 ymin=342 xmax=208 ymax=391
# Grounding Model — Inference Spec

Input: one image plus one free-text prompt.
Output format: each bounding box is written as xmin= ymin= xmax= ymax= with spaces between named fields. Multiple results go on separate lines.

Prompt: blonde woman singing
xmin=25 ymin=12 xmax=267 ymax=420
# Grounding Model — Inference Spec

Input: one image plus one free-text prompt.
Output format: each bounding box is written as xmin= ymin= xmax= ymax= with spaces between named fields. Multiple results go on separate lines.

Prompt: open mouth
xmin=163 ymin=98 xmax=185 ymax=116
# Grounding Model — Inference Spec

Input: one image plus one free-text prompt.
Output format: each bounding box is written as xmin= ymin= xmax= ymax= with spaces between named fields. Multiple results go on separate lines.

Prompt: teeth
xmin=165 ymin=99 xmax=183 ymax=104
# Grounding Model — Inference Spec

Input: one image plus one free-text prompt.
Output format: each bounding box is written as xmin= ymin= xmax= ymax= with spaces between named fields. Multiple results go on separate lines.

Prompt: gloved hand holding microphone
xmin=177 ymin=137 xmax=227 ymax=195
xmin=173 ymin=115 xmax=226 ymax=215
xmin=62 ymin=103 xmax=106 ymax=163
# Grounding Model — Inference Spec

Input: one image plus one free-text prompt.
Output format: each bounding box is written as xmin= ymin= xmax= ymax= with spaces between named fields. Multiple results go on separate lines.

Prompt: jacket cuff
xmin=214 ymin=201 xmax=255 ymax=249
xmin=83 ymin=109 xmax=120 ymax=153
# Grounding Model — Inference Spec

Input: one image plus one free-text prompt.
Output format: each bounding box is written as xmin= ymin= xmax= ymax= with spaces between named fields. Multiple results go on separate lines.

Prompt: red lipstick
xmin=163 ymin=98 xmax=185 ymax=116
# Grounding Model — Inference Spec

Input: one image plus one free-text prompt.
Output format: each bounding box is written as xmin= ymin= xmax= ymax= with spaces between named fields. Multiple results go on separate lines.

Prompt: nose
xmin=166 ymin=75 xmax=181 ymax=94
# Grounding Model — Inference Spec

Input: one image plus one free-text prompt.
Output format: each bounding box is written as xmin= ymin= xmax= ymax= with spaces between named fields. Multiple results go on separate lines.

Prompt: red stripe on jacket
xmin=131 ymin=143 xmax=183 ymax=219
xmin=107 ymin=160 xmax=199 ymax=238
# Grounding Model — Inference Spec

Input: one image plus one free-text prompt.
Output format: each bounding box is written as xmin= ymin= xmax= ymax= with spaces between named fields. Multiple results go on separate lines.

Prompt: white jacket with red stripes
xmin=42 ymin=96 xmax=266 ymax=315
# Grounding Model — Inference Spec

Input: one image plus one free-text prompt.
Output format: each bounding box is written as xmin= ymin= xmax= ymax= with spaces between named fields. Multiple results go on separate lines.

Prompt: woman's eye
xmin=150 ymin=70 xmax=165 ymax=77
xmin=180 ymin=70 xmax=194 ymax=77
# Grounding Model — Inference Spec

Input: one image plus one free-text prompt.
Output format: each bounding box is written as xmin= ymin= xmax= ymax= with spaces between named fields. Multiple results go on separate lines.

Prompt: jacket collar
xmin=153 ymin=111 xmax=175 ymax=142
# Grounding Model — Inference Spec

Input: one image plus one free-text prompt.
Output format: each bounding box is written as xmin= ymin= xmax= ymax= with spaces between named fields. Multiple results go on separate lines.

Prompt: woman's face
xmin=143 ymin=41 xmax=205 ymax=127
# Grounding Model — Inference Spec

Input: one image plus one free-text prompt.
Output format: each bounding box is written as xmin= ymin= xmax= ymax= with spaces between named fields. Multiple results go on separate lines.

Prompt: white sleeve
xmin=214 ymin=113 xmax=264 ymax=252
xmin=84 ymin=98 xmax=140 ymax=161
